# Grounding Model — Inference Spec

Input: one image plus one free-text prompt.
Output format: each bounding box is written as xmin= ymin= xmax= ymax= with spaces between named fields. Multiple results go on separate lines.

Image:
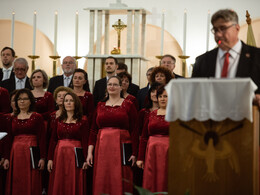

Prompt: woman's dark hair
xmin=145 ymin=82 xmax=162 ymax=109
xmin=10 ymin=89 xmax=18 ymax=101
xmin=101 ymin=76 xmax=124 ymax=102
xmin=117 ymin=72 xmax=132 ymax=84
xmin=150 ymin=66 xmax=174 ymax=84
xmin=59 ymin=92 xmax=83 ymax=121
xmin=71 ymin=68 xmax=90 ymax=92
xmin=14 ymin=89 xmax=35 ymax=116
xmin=156 ymin=85 xmax=166 ymax=99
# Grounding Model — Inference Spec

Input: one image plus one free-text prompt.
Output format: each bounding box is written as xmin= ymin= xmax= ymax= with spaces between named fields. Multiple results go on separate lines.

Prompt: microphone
xmin=217 ymin=40 xmax=241 ymax=55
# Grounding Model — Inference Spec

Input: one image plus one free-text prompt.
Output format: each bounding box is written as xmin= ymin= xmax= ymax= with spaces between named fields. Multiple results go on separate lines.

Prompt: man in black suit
xmin=0 ymin=47 xmax=15 ymax=81
xmin=47 ymin=56 xmax=76 ymax=94
xmin=137 ymin=67 xmax=154 ymax=109
xmin=0 ymin=58 xmax=32 ymax=93
xmin=116 ymin=62 xmax=140 ymax=97
xmin=93 ymin=56 xmax=118 ymax=106
xmin=161 ymin=54 xmax=183 ymax=78
xmin=192 ymin=9 xmax=260 ymax=103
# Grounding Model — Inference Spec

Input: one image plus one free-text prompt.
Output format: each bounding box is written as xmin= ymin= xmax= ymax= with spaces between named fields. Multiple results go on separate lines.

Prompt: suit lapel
xmin=207 ymin=48 xmax=218 ymax=77
xmin=236 ymin=42 xmax=251 ymax=77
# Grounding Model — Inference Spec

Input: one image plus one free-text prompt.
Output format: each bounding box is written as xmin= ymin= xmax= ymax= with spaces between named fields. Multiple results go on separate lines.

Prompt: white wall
xmin=1 ymin=0 xmax=260 ymax=68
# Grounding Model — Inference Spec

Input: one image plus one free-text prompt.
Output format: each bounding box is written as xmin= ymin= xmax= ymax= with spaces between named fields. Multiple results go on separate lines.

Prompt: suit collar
xmin=236 ymin=42 xmax=252 ymax=77
xmin=207 ymin=48 xmax=218 ymax=77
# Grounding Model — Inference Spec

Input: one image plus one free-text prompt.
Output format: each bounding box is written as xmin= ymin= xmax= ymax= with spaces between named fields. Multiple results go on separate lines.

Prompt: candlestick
xmin=54 ymin=11 xmax=58 ymax=56
xmin=75 ymin=11 xmax=79 ymax=56
xmin=183 ymin=9 xmax=187 ymax=55
xmin=206 ymin=10 xmax=210 ymax=51
xmin=11 ymin=11 xmax=15 ymax=49
xmin=160 ymin=9 xmax=165 ymax=56
xmin=32 ymin=11 xmax=37 ymax=56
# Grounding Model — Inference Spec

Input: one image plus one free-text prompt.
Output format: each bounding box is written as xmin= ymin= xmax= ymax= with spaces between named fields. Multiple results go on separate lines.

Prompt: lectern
xmin=165 ymin=78 xmax=259 ymax=195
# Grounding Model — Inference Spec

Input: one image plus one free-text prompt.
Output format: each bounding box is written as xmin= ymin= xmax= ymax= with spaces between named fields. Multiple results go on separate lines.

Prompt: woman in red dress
xmin=87 ymin=76 xmax=138 ymax=195
xmin=30 ymin=69 xmax=55 ymax=121
xmin=118 ymin=72 xmax=139 ymax=110
xmin=47 ymin=92 xmax=88 ymax=195
xmin=49 ymin=87 xmax=74 ymax=133
xmin=137 ymin=82 xmax=161 ymax=136
xmin=71 ymin=69 xmax=94 ymax=124
xmin=3 ymin=88 xmax=46 ymax=195
xmin=137 ymin=86 xmax=169 ymax=193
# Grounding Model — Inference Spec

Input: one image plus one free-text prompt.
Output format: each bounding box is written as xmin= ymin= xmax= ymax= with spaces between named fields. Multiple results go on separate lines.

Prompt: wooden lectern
xmin=165 ymin=79 xmax=259 ymax=195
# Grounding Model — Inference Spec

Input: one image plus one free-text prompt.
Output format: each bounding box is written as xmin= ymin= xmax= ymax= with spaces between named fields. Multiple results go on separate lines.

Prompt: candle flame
xmin=12 ymin=11 xmax=15 ymax=15
xmin=55 ymin=10 xmax=58 ymax=15
xmin=76 ymin=11 xmax=79 ymax=15
xmin=162 ymin=9 xmax=166 ymax=13
xmin=208 ymin=10 xmax=210 ymax=14
xmin=184 ymin=9 xmax=187 ymax=13
xmin=34 ymin=10 xmax=37 ymax=15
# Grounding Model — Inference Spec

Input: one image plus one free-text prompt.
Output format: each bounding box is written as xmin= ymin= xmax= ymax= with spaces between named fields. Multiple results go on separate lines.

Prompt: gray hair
xmin=211 ymin=9 xmax=239 ymax=25
xmin=14 ymin=58 xmax=29 ymax=69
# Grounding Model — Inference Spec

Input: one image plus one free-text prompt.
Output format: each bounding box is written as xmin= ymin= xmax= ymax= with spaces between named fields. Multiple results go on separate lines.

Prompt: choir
xmin=0 ymin=51 xmax=172 ymax=195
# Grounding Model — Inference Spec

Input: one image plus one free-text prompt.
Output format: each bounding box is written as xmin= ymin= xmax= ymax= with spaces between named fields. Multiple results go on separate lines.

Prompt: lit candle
xmin=183 ymin=9 xmax=187 ymax=55
xmin=206 ymin=10 xmax=210 ymax=51
xmin=160 ymin=9 xmax=165 ymax=56
xmin=75 ymin=11 xmax=79 ymax=56
xmin=54 ymin=11 xmax=58 ymax=56
xmin=11 ymin=11 xmax=15 ymax=49
xmin=32 ymin=11 xmax=37 ymax=55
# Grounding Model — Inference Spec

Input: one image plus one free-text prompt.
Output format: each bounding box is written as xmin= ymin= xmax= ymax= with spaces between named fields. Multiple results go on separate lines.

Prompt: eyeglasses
xmin=63 ymin=61 xmax=74 ymax=65
xmin=14 ymin=68 xmax=26 ymax=72
xmin=107 ymin=83 xmax=120 ymax=87
xmin=211 ymin=24 xmax=236 ymax=34
xmin=18 ymin=98 xmax=30 ymax=101
xmin=161 ymin=61 xmax=175 ymax=65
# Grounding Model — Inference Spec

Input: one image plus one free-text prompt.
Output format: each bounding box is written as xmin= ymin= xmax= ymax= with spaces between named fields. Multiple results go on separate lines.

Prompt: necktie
xmin=221 ymin=52 xmax=230 ymax=78
xmin=17 ymin=79 xmax=23 ymax=89
xmin=64 ymin=77 xmax=69 ymax=87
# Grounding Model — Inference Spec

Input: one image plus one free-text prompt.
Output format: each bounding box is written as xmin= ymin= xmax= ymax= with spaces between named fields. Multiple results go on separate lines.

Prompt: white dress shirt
xmin=63 ymin=75 xmax=73 ymax=87
xmin=15 ymin=76 xmax=26 ymax=89
xmin=215 ymin=40 xmax=242 ymax=78
xmin=2 ymin=66 xmax=13 ymax=81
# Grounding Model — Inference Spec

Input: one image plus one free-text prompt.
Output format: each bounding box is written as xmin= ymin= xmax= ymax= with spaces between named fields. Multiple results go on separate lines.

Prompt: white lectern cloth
xmin=165 ymin=78 xmax=257 ymax=122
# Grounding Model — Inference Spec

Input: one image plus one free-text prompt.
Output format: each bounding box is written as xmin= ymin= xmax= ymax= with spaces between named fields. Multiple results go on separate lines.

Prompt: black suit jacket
xmin=192 ymin=42 xmax=260 ymax=93
xmin=137 ymin=84 xmax=149 ymax=110
xmin=127 ymin=83 xmax=139 ymax=98
xmin=47 ymin=75 xmax=73 ymax=94
xmin=0 ymin=68 xmax=15 ymax=81
xmin=93 ymin=77 xmax=107 ymax=106
xmin=174 ymin=73 xmax=184 ymax=78
xmin=0 ymin=76 xmax=32 ymax=94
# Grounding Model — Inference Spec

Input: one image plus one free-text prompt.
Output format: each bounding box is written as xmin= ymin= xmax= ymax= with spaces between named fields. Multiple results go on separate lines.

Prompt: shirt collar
xmin=3 ymin=66 xmax=13 ymax=71
xmin=15 ymin=76 xmax=26 ymax=83
xmin=218 ymin=40 xmax=242 ymax=58
xmin=63 ymin=74 xmax=73 ymax=79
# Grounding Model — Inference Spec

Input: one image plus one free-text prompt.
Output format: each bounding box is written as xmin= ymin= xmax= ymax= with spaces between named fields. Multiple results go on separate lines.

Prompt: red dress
xmin=4 ymin=112 xmax=46 ymax=195
xmin=78 ymin=91 xmax=94 ymax=125
xmin=88 ymin=99 xmax=138 ymax=195
xmin=0 ymin=87 xmax=10 ymax=114
xmin=34 ymin=92 xmax=55 ymax=121
xmin=48 ymin=118 xmax=89 ymax=195
xmin=138 ymin=110 xmax=169 ymax=193
xmin=125 ymin=94 xmax=139 ymax=111
xmin=137 ymin=108 xmax=151 ymax=136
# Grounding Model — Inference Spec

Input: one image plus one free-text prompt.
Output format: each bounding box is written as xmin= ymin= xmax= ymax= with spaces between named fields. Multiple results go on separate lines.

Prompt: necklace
xmin=109 ymin=98 xmax=121 ymax=107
